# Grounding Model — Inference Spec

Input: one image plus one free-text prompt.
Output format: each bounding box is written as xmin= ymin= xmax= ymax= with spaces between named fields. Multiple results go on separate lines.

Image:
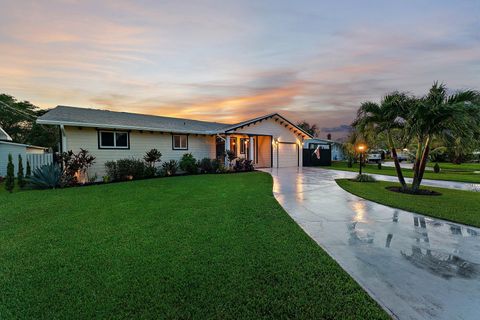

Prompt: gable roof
xmin=37 ymin=105 xmax=312 ymax=138
xmin=223 ymin=113 xmax=312 ymax=138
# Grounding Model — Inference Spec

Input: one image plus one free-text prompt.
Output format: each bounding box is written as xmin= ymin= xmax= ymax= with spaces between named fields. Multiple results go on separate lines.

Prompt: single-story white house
xmin=0 ymin=127 xmax=50 ymax=176
xmin=37 ymin=106 xmax=312 ymax=177
xmin=303 ymin=138 xmax=344 ymax=161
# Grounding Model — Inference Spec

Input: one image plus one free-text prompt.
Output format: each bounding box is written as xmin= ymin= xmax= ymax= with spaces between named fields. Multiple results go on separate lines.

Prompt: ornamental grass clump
xmin=354 ymin=174 xmax=377 ymax=182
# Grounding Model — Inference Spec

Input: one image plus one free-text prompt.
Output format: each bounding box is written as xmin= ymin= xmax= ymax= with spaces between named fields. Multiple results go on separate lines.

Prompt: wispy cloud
xmin=0 ymin=0 xmax=479 ymax=135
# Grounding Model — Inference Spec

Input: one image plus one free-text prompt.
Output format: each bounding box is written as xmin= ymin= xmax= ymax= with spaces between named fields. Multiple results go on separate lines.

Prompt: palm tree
xmin=353 ymin=92 xmax=413 ymax=190
xmin=409 ymin=83 xmax=480 ymax=192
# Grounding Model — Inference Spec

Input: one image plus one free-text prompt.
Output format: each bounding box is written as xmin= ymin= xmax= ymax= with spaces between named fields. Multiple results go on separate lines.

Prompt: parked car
xmin=367 ymin=150 xmax=385 ymax=163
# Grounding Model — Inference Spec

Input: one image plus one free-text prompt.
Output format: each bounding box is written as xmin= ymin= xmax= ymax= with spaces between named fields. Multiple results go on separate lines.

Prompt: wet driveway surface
xmin=261 ymin=167 xmax=480 ymax=320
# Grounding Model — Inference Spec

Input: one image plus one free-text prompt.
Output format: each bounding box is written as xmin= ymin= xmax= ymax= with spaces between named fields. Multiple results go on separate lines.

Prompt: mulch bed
xmin=386 ymin=186 xmax=442 ymax=196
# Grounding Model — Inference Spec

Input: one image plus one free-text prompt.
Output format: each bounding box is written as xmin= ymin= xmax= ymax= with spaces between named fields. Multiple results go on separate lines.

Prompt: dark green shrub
xmin=144 ymin=149 xmax=162 ymax=167
xmin=347 ymin=158 xmax=353 ymax=168
xmin=5 ymin=154 xmax=14 ymax=193
xmin=180 ymin=153 xmax=198 ymax=174
xmin=105 ymin=161 xmax=119 ymax=180
xmin=29 ymin=164 xmax=63 ymax=189
xmin=433 ymin=163 xmax=440 ymax=173
xmin=26 ymin=160 xmax=31 ymax=179
xmin=234 ymin=159 xmax=254 ymax=172
xmin=354 ymin=174 xmax=376 ymax=182
xmin=198 ymin=158 xmax=214 ymax=173
xmin=117 ymin=158 xmax=145 ymax=180
xmin=17 ymin=155 xmax=26 ymax=189
xmin=162 ymin=160 xmax=178 ymax=176
xmin=211 ymin=159 xmax=221 ymax=173
xmin=377 ymin=162 xmax=382 ymax=170
xmin=144 ymin=166 xmax=156 ymax=178
xmin=225 ymin=150 xmax=236 ymax=168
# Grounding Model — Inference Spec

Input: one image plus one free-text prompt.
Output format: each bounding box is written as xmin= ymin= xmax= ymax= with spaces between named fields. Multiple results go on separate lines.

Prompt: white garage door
xmin=278 ymin=143 xmax=298 ymax=167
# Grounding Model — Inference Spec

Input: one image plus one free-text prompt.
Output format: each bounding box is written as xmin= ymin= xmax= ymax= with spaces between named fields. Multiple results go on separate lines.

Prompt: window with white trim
xmin=99 ymin=131 xmax=129 ymax=149
xmin=172 ymin=135 xmax=188 ymax=150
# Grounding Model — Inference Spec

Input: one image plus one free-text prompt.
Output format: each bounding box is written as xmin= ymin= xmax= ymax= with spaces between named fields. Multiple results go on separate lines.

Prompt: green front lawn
xmin=0 ymin=173 xmax=388 ymax=319
xmin=326 ymin=161 xmax=480 ymax=184
xmin=336 ymin=179 xmax=480 ymax=227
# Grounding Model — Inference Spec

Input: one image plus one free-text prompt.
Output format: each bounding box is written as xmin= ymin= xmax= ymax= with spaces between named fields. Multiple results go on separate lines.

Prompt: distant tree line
xmin=0 ymin=93 xmax=58 ymax=149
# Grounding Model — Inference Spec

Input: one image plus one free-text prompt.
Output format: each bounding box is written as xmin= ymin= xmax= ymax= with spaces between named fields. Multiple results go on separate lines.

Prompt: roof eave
xmin=36 ymin=119 xmax=216 ymax=135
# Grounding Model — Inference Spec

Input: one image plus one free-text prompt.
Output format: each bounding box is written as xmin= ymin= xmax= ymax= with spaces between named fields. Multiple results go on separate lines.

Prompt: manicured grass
xmin=326 ymin=161 xmax=480 ymax=184
xmin=336 ymin=179 xmax=480 ymax=227
xmin=426 ymin=162 xmax=480 ymax=172
xmin=0 ymin=173 xmax=388 ymax=319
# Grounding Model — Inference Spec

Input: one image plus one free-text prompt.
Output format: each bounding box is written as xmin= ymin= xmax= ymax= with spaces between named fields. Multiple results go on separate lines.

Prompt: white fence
xmin=26 ymin=153 xmax=54 ymax=171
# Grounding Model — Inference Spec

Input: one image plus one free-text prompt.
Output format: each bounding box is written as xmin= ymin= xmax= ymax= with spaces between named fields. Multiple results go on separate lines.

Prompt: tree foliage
xmin=0 ymin=94 xmax=59 ymax=149
xmin=296 ymin=121 xmax=319 ymax=137
xmin=17 ymin=155 xmax=25 ymax=189
xmin=353 ymin=82 xmax=480 ymax=193
xmin=5 ymin=154 xmax=15 ymax=193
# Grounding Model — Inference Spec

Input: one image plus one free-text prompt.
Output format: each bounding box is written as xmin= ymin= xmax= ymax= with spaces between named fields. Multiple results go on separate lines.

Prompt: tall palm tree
xmin=409 ymin=83 xmax=480 ymax=191
xmin=353 ymin=92 xmax=413 ymax=190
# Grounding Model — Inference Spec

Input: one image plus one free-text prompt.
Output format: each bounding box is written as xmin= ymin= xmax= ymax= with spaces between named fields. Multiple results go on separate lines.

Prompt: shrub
xmin=105 ymin=161 xmax=119 ymax=180
xmin=102 ymin=175 xmax=110 ymax=183
xmin=5 ymin=154 xmax=14 ymax=193
xmin=225 ymin=150 xmax=236 ymax=167
xmin=433 ymin=163 xmax=440 ymax=173
xmin=354 ymin=174 xmax=376 ymax=182
xmin=144 ymin=149 xmax=162 ymax=166
xmin=198 ymin=158 xmax=214 ymax=173
xmin=180 ymin=153 xmax=198 ymax=174
xmin=117 ymin=158 xmax=145 ymax=180
xmin=17 ymin=155 xmax=26 ymax=189
xmin=162 ymin=160 xmax=178 ymax=176
xmin=26 ymin=160 xmax=31 ymax=179
xmin=60 ymin=149 xmax=95 ymax=185
xmin=144 ymin=166 xmax=156 ymax=178
xmin=211 ymin=159 xmax=221 ymax=173
xmin=233 ymin=158 xmax=254 ymax=172
xmin=216 ymin=164 xmax=229 ymax=173
xmin=347 ymin=158 xmax=353 ymax=168
xmin=29 ymin=164 xmax=63 ymax=189
xmin=377 ymin=162 xmax=382 ymax=170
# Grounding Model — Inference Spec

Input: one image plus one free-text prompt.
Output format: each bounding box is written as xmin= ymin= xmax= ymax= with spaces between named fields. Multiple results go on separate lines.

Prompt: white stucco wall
xmin=64 ymin=126 xmax=215 ymax=177
xmin=230 ymin=117 xmax=304 ymax=167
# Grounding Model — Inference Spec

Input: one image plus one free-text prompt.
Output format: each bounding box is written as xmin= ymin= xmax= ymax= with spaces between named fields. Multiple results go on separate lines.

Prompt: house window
xmin=240 ymin=138 xmax=248 ymax=154
xmin=99 ymin=131 xmax=129 ymax=149
xmin=230 ymin=137 xmax=237 ymax=156
xmin=172 ymin=135 xmax=188 ymax=150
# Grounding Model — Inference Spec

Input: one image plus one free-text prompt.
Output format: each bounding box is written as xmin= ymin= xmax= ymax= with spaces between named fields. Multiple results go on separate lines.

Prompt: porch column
xmin=249 ymin=136 xmax=254 ymax=161
xmin=225 ymin=135 xmax=231 ymax=165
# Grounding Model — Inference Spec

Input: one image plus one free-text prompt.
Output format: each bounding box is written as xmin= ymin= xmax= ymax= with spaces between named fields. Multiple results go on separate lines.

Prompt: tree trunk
xmin=387 ymin=133 xmax=407 ymax=191
xmin=416 ymin=136 xmax=431 ymax=186
xmin=412 ymin=136 xmax=431 ymax=192
xmin=411 ymin=140 xmax=423 ymax=190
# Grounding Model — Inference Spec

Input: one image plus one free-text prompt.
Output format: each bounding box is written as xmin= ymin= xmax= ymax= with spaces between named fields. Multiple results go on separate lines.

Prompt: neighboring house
xmin=0 ymin=127 xmax=50 ymax=176
xmin=37 ymin=106 xmax=312 ymax=177
xmin=304 ymin=138 xmax=344 ymax=161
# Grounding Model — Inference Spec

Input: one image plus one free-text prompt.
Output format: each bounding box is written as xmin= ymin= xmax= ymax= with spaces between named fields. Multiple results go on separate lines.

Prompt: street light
xmin=357 ymin=144 xmax=367 ymax=175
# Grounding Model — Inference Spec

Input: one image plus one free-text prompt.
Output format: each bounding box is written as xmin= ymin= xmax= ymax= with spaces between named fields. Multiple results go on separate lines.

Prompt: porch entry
xmin=218 ymin=135 xmax=272 ymax=168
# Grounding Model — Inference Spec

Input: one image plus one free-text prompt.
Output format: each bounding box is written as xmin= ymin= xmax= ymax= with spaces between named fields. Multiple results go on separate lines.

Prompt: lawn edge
xmin=321 ymin=165 xmax=480 ymax=184
xmin=335 ymin=178 xmax=480 ymax=229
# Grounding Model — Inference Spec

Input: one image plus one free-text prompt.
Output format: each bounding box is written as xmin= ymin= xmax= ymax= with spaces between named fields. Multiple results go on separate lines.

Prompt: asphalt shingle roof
xmin=37 ymin=106 xmax=232 ymax=134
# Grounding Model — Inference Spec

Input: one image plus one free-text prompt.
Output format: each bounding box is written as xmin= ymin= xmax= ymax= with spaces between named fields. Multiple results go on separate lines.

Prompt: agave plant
xmin=29 ymin=163 xmax=63 ymax=189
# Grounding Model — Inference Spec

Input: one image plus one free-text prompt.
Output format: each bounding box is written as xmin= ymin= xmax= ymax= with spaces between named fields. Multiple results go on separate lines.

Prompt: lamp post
xmin=357 ymin=144 xmax=366 ymax=175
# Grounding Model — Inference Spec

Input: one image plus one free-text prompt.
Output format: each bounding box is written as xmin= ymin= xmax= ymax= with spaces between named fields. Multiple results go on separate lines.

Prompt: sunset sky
xmin=1 ymin=0 xmax=479 ymax=137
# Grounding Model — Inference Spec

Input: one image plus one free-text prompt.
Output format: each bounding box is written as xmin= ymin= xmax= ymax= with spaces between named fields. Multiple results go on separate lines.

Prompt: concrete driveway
xmin=261 ymin=167 xmax=480 ymax=320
